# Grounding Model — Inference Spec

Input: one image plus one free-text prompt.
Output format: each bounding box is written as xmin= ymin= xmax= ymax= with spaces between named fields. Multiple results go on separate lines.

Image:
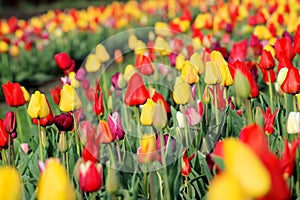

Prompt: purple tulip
xmin=168 ymin=52 xmax=177 ymax=66
xmin=3 ymin=111 xmax=17 ymax=134
xmin=76 ymin=68 xmax=87 ymax=81
xmin=53 ymin=112 xmax=74 ymax=132
xmin=107 ymin=111 xmax=124 ymax=140
xmin=111 ymin=72 xmax=120 ymax=89
xmin=156 ymin=134 xmax=176 ymax=151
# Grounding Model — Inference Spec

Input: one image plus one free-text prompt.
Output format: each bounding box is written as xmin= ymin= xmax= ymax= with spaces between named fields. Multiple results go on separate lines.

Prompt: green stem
xmin=185 ymin=176 xmax=189 ymax=197
xmin=149 ymin=171 xmax=155 ymax=200
xmin=245 ymin=99 xmax=253 ymax=125
xmin=38 ymin=119 xmax=44 ymax=162
xmin=1 ymin=149 xmax=7 ymax=166
xmin=213 ymin=85 xmax=219 ymax=130
xmin=143 ymin=168 xmax=148 ymax=197
xmin=72 ymin=112 xmax=81 ymax=157
xmin=116 ymin=140 xmax=121 ymax=163
xmin=197 ymin=81 xmax=202 ymax=101
xmin=135 ymin=106 xmax=142 ymax=139
xmin=159 ymin=132 xmax=170 ymax=200
xmin=15 ymin=107 xmax=24 ymax=143
xmin=8 ymin=135 xmax=11 ymax=165
xmin=225 ymin=86 xmax=229 ymax=107
xmin=293 ymin=95 xmax=297 ymax=112
xmin=66 ymin=151 xmax=69 ymax=177
xmin=268 ymin=70 xmax=274 ymax=112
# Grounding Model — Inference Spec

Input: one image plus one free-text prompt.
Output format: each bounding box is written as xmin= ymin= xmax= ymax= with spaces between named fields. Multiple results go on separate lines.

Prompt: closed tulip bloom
xmin=0 ymin=119 xmax=9 ymax=149
xmin=53 ymin=112 xmax=74 ymax=132
xmin=92 ymin=82 xmax=105 ymax=116
xmin=287 ymin=112 xmax=300 ymax=134
xmin=59 ymin=84 xmax=82 ymax=112
xmin=54 ymin=52 xmax=73 ymax=70
xmin=2 ymin=82 xmax=28 ymax=107
xmin=181 ymin=60 xmax=199 ymax=84
xmin=68 ymin=72 xmax=80 ymax=88
xmin=135 ymin=54 xmax=155 ymax=75
xmin=95 ymin=44 xmax=110 ymax=62
xmin=274 ymin=37 xmax=295 ymax=61
xmin=128 ymin=34 xmax=138 ymax=49
xmin=134 ymin=40 xmax=147 ymax=55
xmin=124 ymin=73 xmax=149 ymax=106
xmin=204 ymin=61 xmax=222 ymax=85
xmin=154 ymin=36 xmax=171 ymax=56
xmin=152 ymin=101 xmax=168 ymax=130
xmin=259 ymin=50 xmax=275 ymax=70
xmin=27 ymin=91 xmax=50 ymax=119
xmin=190 ymin=52 xmax=204 ymax=74
xmin=173 ymin=76 xmax=191 ymax=105
xmin=50 ymin=86 xmax=62 ymax=105
xmin=175 ymin=55 xmax=185 ymax=70
xmin=123 ymin=64 xmax=136 ymax=82
xmin=280 ymin=66 xmax=300 ymax=94
xmin=210 ymin=51 xmax=233 ymax=86
xmin=32 ymin=99 xmax=53 ymax=127
xmin=107 ymin=111 xmax=124 ymax=140
xmin=0 ymin=166 xmax=22 ymax=200
xmin=37 ymin=158 xmax=75 ymax=200
xmin=98 ymin=120 xmax=116 ymax=144
xmin=3 ymin=111 xmax=16 ymax=134
xmin=79 ymin=161 xmax=103 ymax=192
xmin=140 ymin=99 xmax=156 ymax=126
xmin=185 ymin=106 xmax=201 ymax=126
xmin=85 ymin=54 xmax=101 ymax=73
xmin=137 ymin=133 xmax=161 ymax=164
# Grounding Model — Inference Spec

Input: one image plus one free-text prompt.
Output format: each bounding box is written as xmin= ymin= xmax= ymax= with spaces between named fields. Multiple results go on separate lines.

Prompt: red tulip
xmin=228 ymin=39 xmax=247 ymax=63
xmin=49 ymin=86 xmax=61 ymax=105
xmin=147 ymin=40 xmax=155 ymax=61
xmin=249 ymin=35 xmax=262 ymax=57
xmin=259 ymin=50 xmax=275 ymax=70
xmin=0 ymin=119 xmax=9 ymax=149
xmin=79 ymin=161 xmax=103 ymax=192
xmin=260 ymin=68 xmax=276 ymax=84
xmin=3 ymin=111 xmax=16 ymax=134
xmin=181 ymin=148 xmax=195 ymax=176
xmin=274 ymin=37 xmax=295 ymax=61
xmin=92 ymin=81 xmax=105 ymax=116
xmin=82 ymin=143 xmax=99 ymax=163
xmin=293 ymin=24 xmax=300 ymax=54
xmin=135 ymin=54 xmax=155 ymax=75
xmin=98 ymin=120 xmax=115 ymax=144
xmin=277 ymin=55 xmax=293 ymax=72
xmin=53 ymin=112 xmax=74 ymax=132
xmin=261 ymin=107 xmax=279 ymax=135
xmin=54 ymin=52 xmax=74 ymax=70
xmin=280 ymin=139 xmax=299 ymax=179
xmin=2 ymin=82 xmax=27 ymax=107
xmin=228 ymin=60 xmax=259 ymax=98
xmin=150 ymin=90 xmax=170 ymax=113
xmin=124 ymin=73 xmax=149 ymax=106
xmin=280 ymin=66 xmax=300 ymax=94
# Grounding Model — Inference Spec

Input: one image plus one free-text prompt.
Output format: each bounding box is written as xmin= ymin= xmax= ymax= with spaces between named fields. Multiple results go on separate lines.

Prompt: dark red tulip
xmin=259 ymin=50 xmax=275 ymax=70
xmin=3 ymin=111 xmax=16 ymax=134
xmin=135 ymin=54 xmax=155 ymax=75
xmin=124 ymin=73 xmax=149 ymax=106
xmin=53 ymin=112 xmax=74 ymax=132
xmin=2 ymin=82 xmax=27 ymax=107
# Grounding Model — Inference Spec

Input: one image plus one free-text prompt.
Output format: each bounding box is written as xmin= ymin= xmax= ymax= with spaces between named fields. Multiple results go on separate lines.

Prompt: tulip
xmin=111 ymin=72 xmax=121 ymax=90
xmin=123 ymin=64 xmax=136 ymax=82
xmin=37 ymin=158 xmax=76 ymax=200
xmin=280 ymin=139 xmax=299 ymax=179
xmin=287 ymin=112 xmax=300 ymax=134
xmin=79 ymin=161 xmax=103 ymax=192
xmin=154 ymin=36 xmax=171 ymax=56
xmin=181 ymin=60 xmax=199 ymax=84
xmin=134 ymin=40 xmax=147 ymax=55
xmin=154 ymin=22 xmax=171 ymax=37
xmin=185 ymin=106 xmax=201 ymax=126
xmin=204 ymin=61 xmax=222 ymax=85
xmin=261 ymin=107 xmax=279 ymax=135
xmin=54 ymin=52 xmax=74 ymax=71
xmin=58 ymin=132 xmax=68 ymax=153
xmin=137 ymin=133 xmax=161 ymax=164
xmin=75 ymin=68 xmax=87 ymax=81
xmin=260 ymin=68 xmax=276 ymax=84
xmin=140 ymin=99 xmax=156 ymax=126
xmin=181 ymin=148 xmax=195 ymax=176
xmin=0 ymin=119 xmax=9 ymax=149
xmin=175 ymin=55 xmax=185 ymax=70
xmin=59 ymin=84 xmax=82 ymax=112
xmin=176 ymin=111 xmax=185 ymax=128
xmin=98 ymin=120 xmax=115 ymax=144
xmin=68 ymin=72 xmax=80 ymax=88
xmin=9 ymin=45 xmax=19 ymax=57
xmin=128 ymin=34 xmax=138 ymax=49
xmin=150 ymin=89 xmax=170 ymax=113
xmin=135 ymin=54 xmax=155 ymax=75
xmin=114 ymin=49 xmax=123 ymax=64
xmin=173 ymin=76 xmax=191 ymax=105
xmin=210 ymin=51 xmax=233 ymax=86
xmin=156 ymin=134 xmax=176 ymax=152
xmin=92 ymin=82 xmax=105 ymax=116
xmin=274 ymin=37 xmax=295 ymax=61
xmin=85 ymin=53 xmax=101 ymax=73
xmin=107 ymin=111 xmax=124 ymax=140
xmin=27 ymin=91 xmax=50 ymax=119
xmin=3 ymin=111 xmax=16 ymax=134
xmin=53 ymin=112 xmax=74 ymax=132
xmin=106 ymin=166 xmax=120 ymax=195
xmin=280 ymin=66 xmax=300 ymax=94
xmin=0 ymin=40 xmax=9 ymax=53
xmin=190 ymin=52 xmax=204 ymax=75
xmin=50 ymin=86 xmax=62 ymax=105
xmin=95 ymin=44 xmax=110 ymax=62
xmin=0 ymin=166 xmax=22 ymax=200
xmin=2 ymin=82 xmax=28 ymax=107
xmin=124 ymin=73 xmax=149 ymax=106
xmin=168 ymin=52 xmax=177 ymax=66
xmin=152 ymin=101 xmax=168 ymax=130
xmin=228 ymin=39 xmax=247 ymax=63
xmin=259 ymin=50 xmax=275 ymax=70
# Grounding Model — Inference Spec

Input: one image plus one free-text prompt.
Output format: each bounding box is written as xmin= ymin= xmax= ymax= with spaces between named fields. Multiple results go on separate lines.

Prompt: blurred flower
xmin=293 ymin=24 xmax=300 ymax=54
xmin=259 ymin=50 xmax=275 ymax=70
xmin=210 ymin=50 xmax=233 ymax=86
xmin=27 ymin=91 xmax=50 ymax=119
xmin=137 ymin=133 xmax=161 ymax=164
xmin=274 ymin=37 xmax=295 ymax=61
xmin=54 ymin=52 xmax=75 ymax=71
xmin=108 ymin=111 xmax=124 ymax=140
xmin=185 ymin=106 xmax=201 ymax=126
xmin=68 ymin=72 xmax=80 ymax=88
xmin=134 ymin=40 xmax=147 ymax=55
xmin=37 ymin=158 xmax=75 ymax=200
xmin=3 ymin=111 xmax=16 ymax=134
xmin=280 ymin=139 xmax=299 ymax=179
xmin=128 ymin=34 xmax=138 ymax=49
xmin=190 ymin=52 xmax=204 ymax=75
xmin=53 ymin=112 xmax=74 ymax=132
xmin=175 ymin=55 xmax=185 ymax=70
xmin=135 ymin=54 xmax=155 ymax=75
xmin=287 ymin=112 xmax=300 ymax=134
xmin=85 ymin=54 xmax=101 ymax=73
xmin=50 ymin=86 xmax=62 ymax=105
xmin=173 ymin=76 xmax=191 ymax=105
xmin=123 ymin=64 xmax=136 ymax=82
xmin=0 ymin=40 xmax=9 ymax=53
xmin=0 ymin=166 xmax=22 ymax=200
xmin=59 ymin=84 xmax=82 ymax=112
xmin=154 ymin=36 xmax=171 ymax=56
xmin=181 ymin=60 xmax=199 ymax=84
xmin=228 ymin=39 xmax=247 ymax=63
xmin=9 ymin=45 xmax=19 ymax=57
xmin=0 ymin=119 xmax=9 ymax=149
xmin=156 ymin=134 xmax=176 ymax=152
xmin=181 ymin=148 xmax=195 ymax=176
xmin=140 ymin=98 xmax=156 ymax=126
xmin=92 ymin=81 xmax=105 ymax=116
xmin=154 ymin=22 xmax=170 ymax=37
xmin=98 ymin=120 xmax=115 ymax=144
xmin=2 ymin=82 xmax=28 ymax=107
xmin=204 ymin=61 xmax=222 ymax=85
xmin=261 ymin=107 xmax=279 ymax=135
xmin=114 ymin=49 xmax=123 ymax=64
xmin=124 ymin=73 xmax=149 ymax=106
xmin=152 ymin=100 xmax=168 ymax=130
xmin=79 ymin=161 xmax=103 ymax=192
xmin=95 ymin=44 xmax=110 ymax=62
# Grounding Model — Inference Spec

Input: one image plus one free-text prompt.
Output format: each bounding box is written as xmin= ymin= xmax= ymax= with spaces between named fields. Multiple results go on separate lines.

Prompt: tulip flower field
xmin=1 ymin=0 xmax=300 ymax=199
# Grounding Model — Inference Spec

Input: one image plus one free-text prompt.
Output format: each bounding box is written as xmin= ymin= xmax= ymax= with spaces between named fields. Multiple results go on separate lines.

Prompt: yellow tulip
xmin=21 ymin=86 xmax=30 ymax=102
xmin=59 ymin=84 xmax=82 ymax=112
xmin=204 ymin=61 xmax=222 ymax=85
xmin=175 ymin=55 xmax=185 ymax=70
xmin=140 ymin=98 xmax=156 ymax=126
xmin=128 ymin=34 xmax=138 ymax=49
xmin=134 ymin=40 xmax=147 ymax=55
xmin=154 ymin=22 xmax=171 ymax=37
xmin=0 ymin=166 xmax=22 ymax=200
xmin=194 ymin=13 xmax=212 ymax=29
xmin=190 ymin=52 xmax=204 ymax=74
xmin=253 ymin=25 xmax=272 ymax=41
xmin=95 ymin=44 xmax=110 ymax=62
xmin=223 ymin=139 xmax=271 ymax=198
xmin=85 ymin=54 xmax=101 ymax=73
xmin=37 ymin=158 xmax=75 ymax=200
xmin=173 ymin=76 xmax=191 ymax=105
xmin=154 ymin=36 xmax=171 ymax=56
xmin=27 ymin=91 xmax=50 ymax=119
xmin=0 ymin=40 xmax=9 ymax=53
xmin=181 ymin=60 xmax=199 ymax=84
xmin=263 ymin=44 xmax=275 ymax=58
xmin=210 ymin=51 xmax=233 ymax=86
xmin=123 ymin=64 xmax=136 ymax=82
xmin=68 ymin=72 xmax=80 ymax=88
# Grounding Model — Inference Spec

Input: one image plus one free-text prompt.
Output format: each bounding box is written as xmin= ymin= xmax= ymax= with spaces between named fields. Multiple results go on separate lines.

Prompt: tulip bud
xmin=85 ymin=54 xmax=101 ymax=73
xmin=79 ymin=161 xmax=103 ymax=192
xmin=234 ymin=70 xmax=251 ymax=99
xmin=175 ymin=55 xmax=185 ymax=70
xmin=287 ymin=112 xmax=300 ymax=134
xmin=254 ymin=106 xmax=264 ymax=128
xmin=204 ymin=61 xmax=222 ymax=85
xmin=41 ymin=127 xmax=48 ymax=148
xmin=140 ymin=99 xmax=156 ymax=126
xmin=277 ymin=67 xmax=288 ymax=86
xmin=58 ymin=132 xmax=68 ymax=153
xmin=3 ymin=111 xmax=16 ymax=134
xmin=95 ymin=44 xmax=110 ymax=62
xmin=152 ymin=101 xmax=168 ymax=130
xmin=123 ymin=64 xmax=136 ymax=82
xmin=106 ymin=166 xmax=120 ymax=195
xmin=203 ymin=86 xmax=211 ymax=104
xmin=173 ymin=76 xmax=191 ymax=105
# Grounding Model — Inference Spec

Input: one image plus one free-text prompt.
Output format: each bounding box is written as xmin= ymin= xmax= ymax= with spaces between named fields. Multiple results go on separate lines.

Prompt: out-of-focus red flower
xmin=281 ymin=66 xmax=300 ymax=94
xmin=259 ymin=50 xmax=275 ymax=70
xmin=256 ymin=11 xmax=266 ymax=24
xmin=293 ymin=24 xmax=300 ymax=54
xmin=261 ymin=107 xmax=279 ymax=135
xmin=0 ymin=119 xmax=9 ymax=149
xmin=92 ymin=81 xmax=105 ymax=116
xmin=277 ymin=55 xmax=293 ymax=72
xmin=79 ymin=161 xmax=103 ymax=192
xmin=135 ymin=54 xmax=155 ymax=75
xmin=3 ymin=111 xmax=16 ymax=134
xmin=124 ymin=73 xmax=149 ymax=106
xmin=260 ymin=68 xmax=276 ymax=84
xmin=49 ymin=86 xmax=61 ymax=105
xmin=228 ymin=39 xmax=248 ymax=63
xmin=274 ymin=37 xmax=295 ymax=61
xmin=181 ymin=148 xmax=195 ymax=176
xmin=54 ymin=52 xmax=74 ymax=70
xmin=229 ymin=60 xmax=259 ymax=98
xmin=150 ymin=90 xmax=170 ymax=113
xmin=98 ymin=120 xmax=115 ymax=144
xmin=2 ymin=82 xmax=28 ymax=107
xmin=147 ymin=40 xmax=155 ymax=61
xmin=280 ymin=139 xmax=299 ymax=179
